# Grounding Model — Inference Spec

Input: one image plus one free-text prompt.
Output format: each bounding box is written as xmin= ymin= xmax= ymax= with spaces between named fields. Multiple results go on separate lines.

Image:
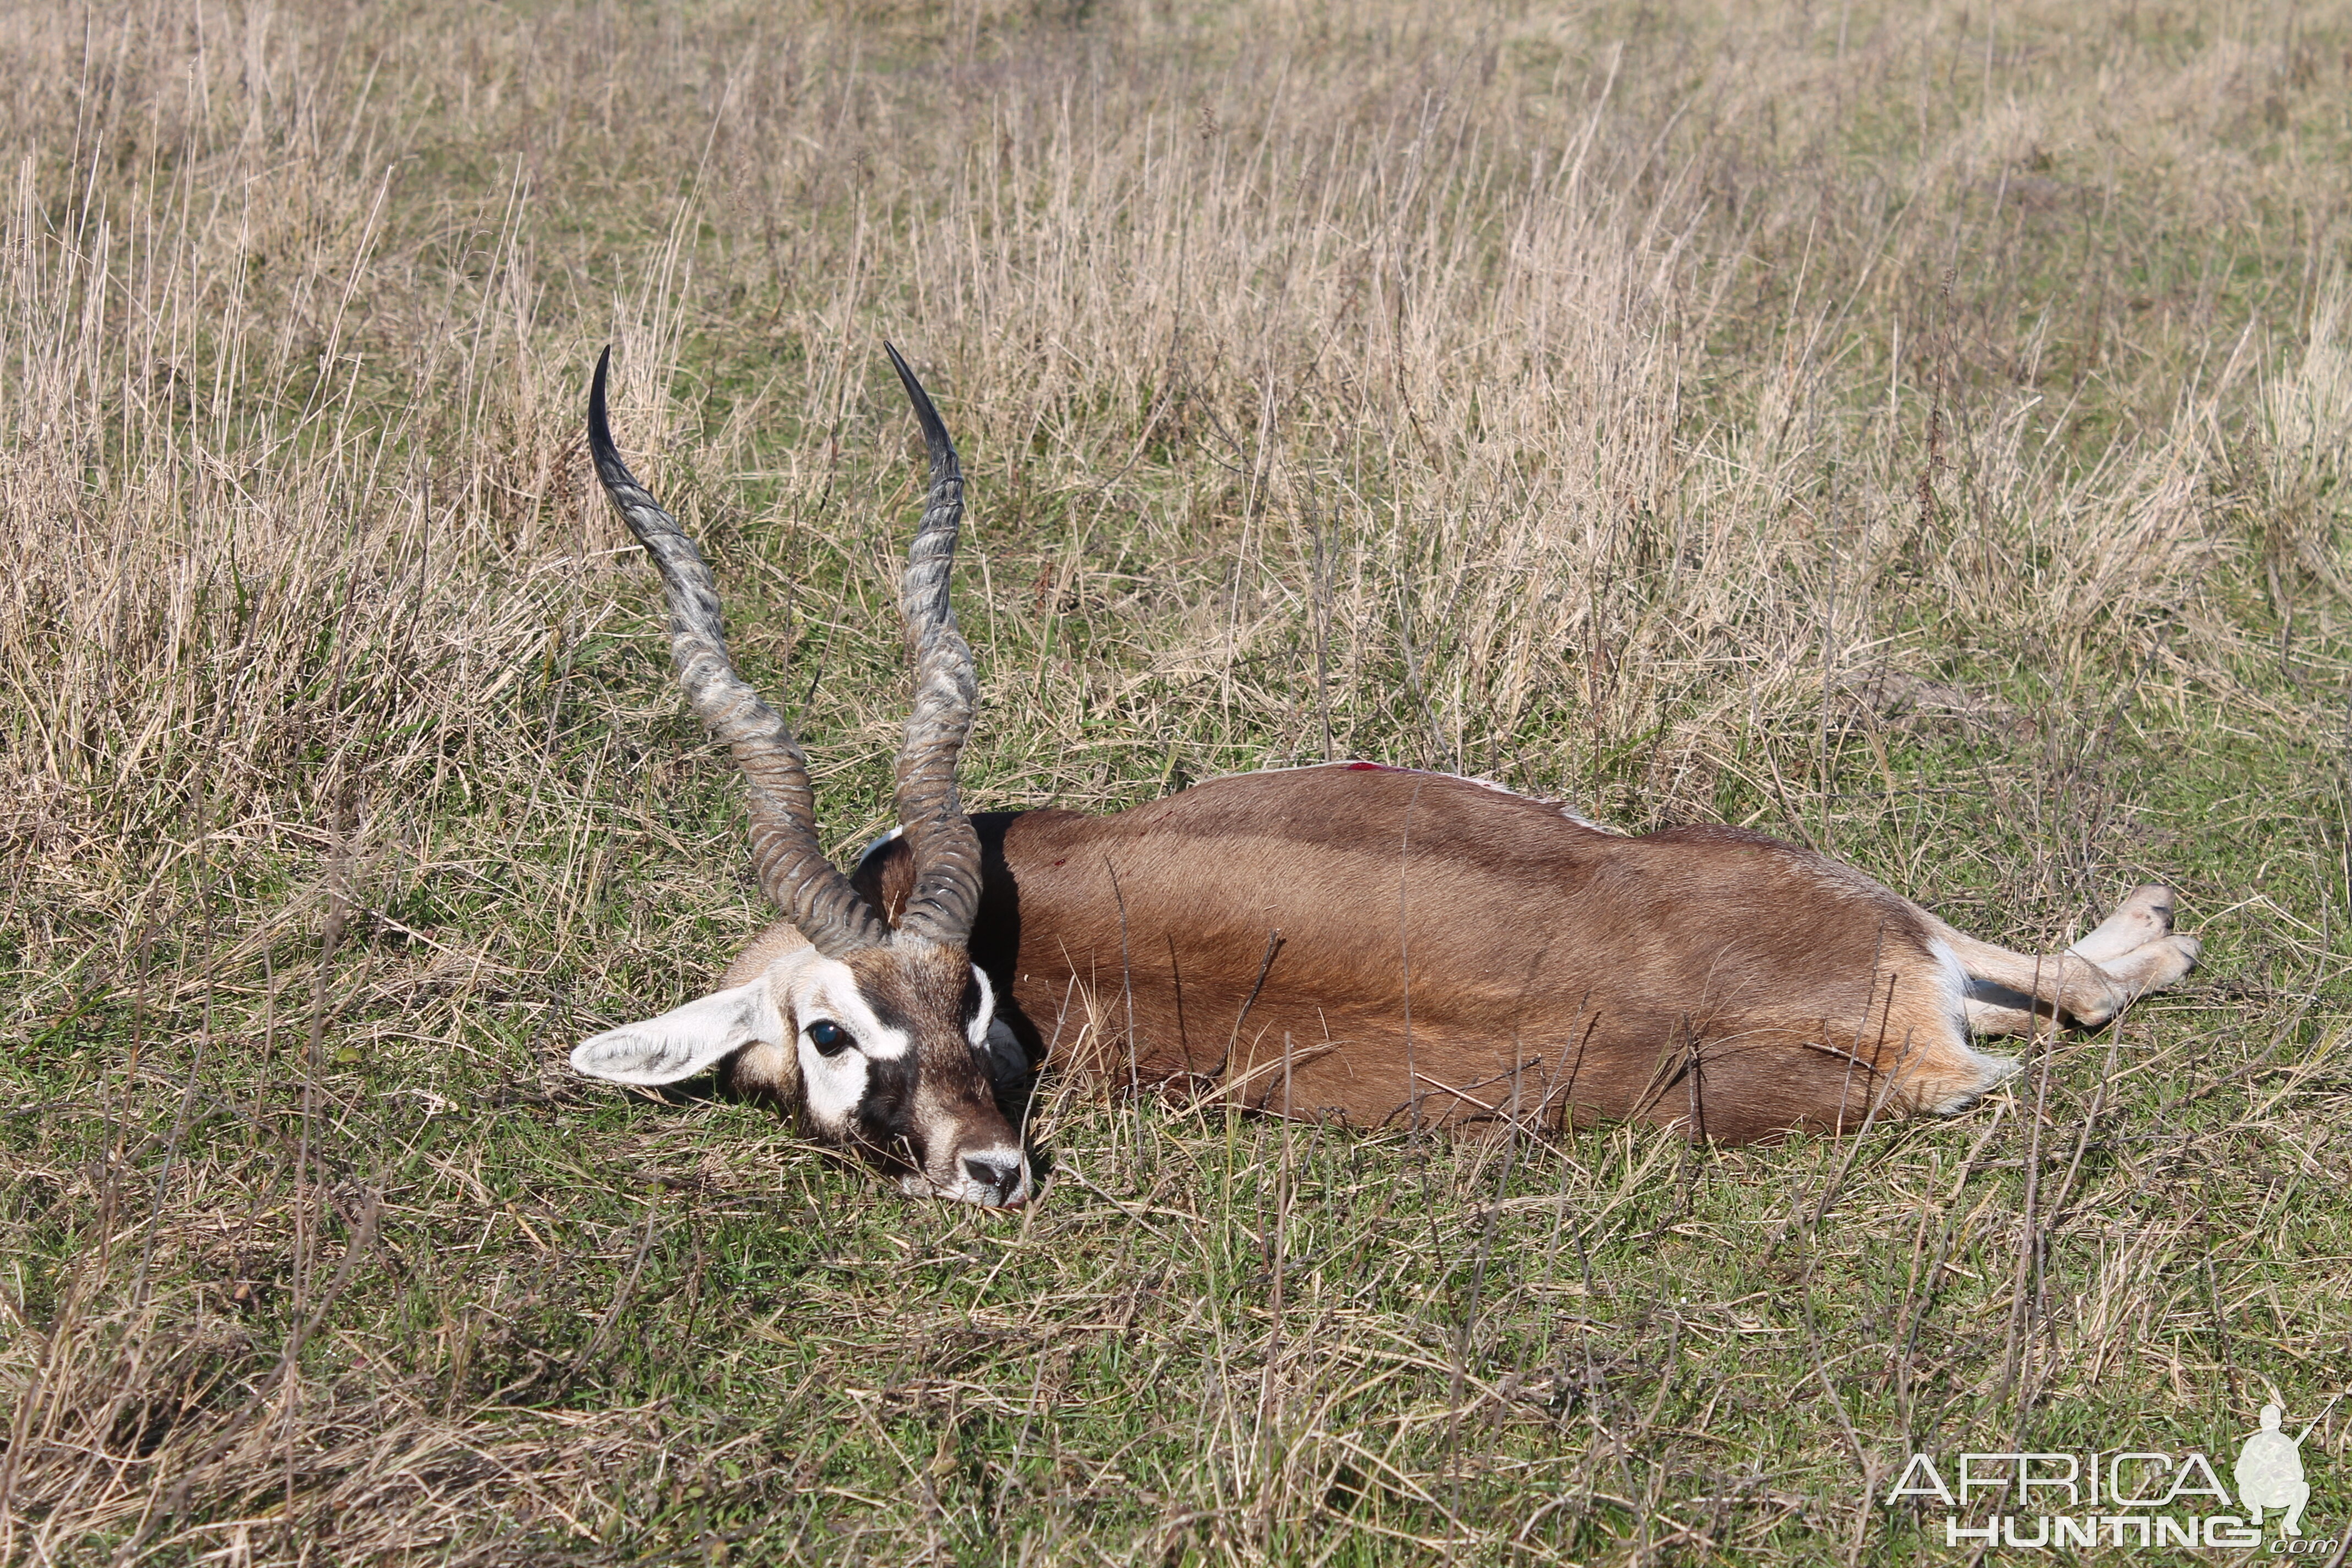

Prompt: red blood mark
xmin=1345 ymin=761 xmax=1390 ymax=771
xmin=1052 ymin=858 xmax=1066 ymax=867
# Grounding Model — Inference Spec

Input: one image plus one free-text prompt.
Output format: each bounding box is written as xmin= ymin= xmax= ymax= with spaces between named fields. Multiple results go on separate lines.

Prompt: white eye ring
xmin=965 ymin=966 xmax=997 ymax=1050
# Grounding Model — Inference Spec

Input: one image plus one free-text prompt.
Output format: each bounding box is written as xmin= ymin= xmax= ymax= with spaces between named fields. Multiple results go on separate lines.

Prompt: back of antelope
xmin=571 ymin=347 xmax=2202 ymax=1201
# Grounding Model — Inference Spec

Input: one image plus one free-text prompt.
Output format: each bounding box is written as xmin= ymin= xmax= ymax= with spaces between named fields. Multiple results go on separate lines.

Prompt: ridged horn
xmin=881 ymin=342 xmax=984 ymax=946
xmin=587 ymin=346 xmax=889 ymax=957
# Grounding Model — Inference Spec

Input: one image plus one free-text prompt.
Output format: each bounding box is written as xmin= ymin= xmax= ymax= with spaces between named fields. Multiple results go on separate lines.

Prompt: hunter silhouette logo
xmin=1884 ymin=1396 xmax=2340 ymax=1553
xmin=2235 ymin=1403 xmax=2316 ymax=1537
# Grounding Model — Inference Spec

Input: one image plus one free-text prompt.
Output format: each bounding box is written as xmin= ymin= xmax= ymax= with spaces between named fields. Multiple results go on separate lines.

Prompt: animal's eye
xmin=805 ymin=1020 xmax=854 ymax=1058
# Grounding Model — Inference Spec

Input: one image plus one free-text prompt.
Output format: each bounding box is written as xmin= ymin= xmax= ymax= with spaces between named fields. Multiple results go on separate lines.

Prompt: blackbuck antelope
xmin=571 ymin=346 xmax=2201 ymax=1206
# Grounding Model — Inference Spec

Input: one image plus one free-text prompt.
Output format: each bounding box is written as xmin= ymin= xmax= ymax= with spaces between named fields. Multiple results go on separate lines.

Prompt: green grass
xmin=3 ymin=0 xmax=2350 ymax=1561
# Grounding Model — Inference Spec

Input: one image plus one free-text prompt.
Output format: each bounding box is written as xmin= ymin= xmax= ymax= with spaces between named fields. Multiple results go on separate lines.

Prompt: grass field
xmin=3 ymin=0 xmax=2350 ymax=1561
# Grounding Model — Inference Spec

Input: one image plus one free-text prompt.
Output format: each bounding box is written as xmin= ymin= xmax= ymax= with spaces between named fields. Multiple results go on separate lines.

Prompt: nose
xmin=961 ymin=1151 xmax=1027 ymax=1206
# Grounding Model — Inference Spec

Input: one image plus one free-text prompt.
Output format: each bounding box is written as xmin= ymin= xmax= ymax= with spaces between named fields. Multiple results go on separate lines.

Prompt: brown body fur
xmin=786 ymin=764 xmax=2084 ymax=1145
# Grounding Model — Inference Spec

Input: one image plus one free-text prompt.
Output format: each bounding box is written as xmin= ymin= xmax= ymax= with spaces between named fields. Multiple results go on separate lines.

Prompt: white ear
xmin=571 ymin=977 xmax=785 ymax=1086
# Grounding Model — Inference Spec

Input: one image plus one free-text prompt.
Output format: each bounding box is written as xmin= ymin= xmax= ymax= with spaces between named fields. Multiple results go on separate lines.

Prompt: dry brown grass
xmin=2 ymin=0 xmax=2349 ymax=1562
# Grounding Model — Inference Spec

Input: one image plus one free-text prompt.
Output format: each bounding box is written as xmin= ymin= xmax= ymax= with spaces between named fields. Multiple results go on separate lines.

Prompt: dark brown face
xmin=781 ymin=939 xmax=1030 ymax=1206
